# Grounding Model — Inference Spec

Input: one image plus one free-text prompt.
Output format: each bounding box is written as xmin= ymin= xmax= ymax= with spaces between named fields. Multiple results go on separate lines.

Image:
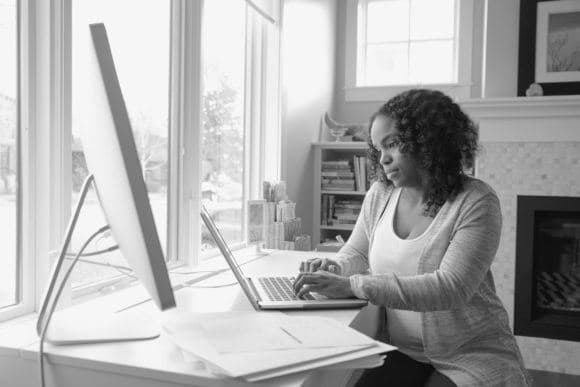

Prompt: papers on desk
xmin=163 ymin=311 xmax=396 ymax=382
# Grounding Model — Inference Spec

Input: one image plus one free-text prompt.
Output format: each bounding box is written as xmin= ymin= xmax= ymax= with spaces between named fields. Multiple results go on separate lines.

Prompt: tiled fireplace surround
xmin=462 ymin=96 xmax=580 ymax=375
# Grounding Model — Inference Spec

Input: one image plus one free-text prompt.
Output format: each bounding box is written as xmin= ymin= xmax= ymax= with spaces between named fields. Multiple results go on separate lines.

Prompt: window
xmin=0 ymin=0 xmax=19 ymax=310
xmin=0 ymin=1 xmax=280 ymax=319
xmin=357 ymin=0 xmax=456 ymax=86
xmin=70 ymin=0 xmax=170 ymax=293
xmin=345 ymin=0 xmax=475 ymax=101
xmin=200 ymin=0 xmax=247 ymax=251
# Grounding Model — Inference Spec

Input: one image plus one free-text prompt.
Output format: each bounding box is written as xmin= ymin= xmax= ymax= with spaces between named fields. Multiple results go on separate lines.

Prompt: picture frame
xmin=535 ymin=1 xmax=580 ymax=83
xmin=518 ymin=0 xmax=580 ymax=96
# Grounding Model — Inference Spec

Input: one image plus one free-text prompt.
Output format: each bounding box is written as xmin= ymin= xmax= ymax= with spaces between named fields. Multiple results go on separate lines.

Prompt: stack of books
xmin=321 ymin=160 xmax=355 ymax=191
xmin=321 ymin=195 xmax=363 ymax=226
xmin=333 ymin=199 xmax=362 ymax=225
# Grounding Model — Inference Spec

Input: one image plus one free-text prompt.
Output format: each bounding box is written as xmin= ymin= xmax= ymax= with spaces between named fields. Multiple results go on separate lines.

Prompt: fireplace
xmin=514 ymin=195 xmax=580 ymax=342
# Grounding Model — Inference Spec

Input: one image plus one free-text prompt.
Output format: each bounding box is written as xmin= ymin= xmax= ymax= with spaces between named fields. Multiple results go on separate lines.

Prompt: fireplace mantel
xmin=460 ymin=96 xmax=580 ymax=143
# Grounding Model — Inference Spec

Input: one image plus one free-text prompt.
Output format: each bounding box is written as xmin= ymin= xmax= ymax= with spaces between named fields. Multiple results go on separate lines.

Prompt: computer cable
xmin=38 ymin=225 xmax=111 ymax=387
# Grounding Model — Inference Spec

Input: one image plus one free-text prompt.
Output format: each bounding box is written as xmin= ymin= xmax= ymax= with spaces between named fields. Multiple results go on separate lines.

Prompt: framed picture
xmin=536 ymin=1 xmax=580 ymax=82
xmin=518 ymin=0 xmax=580 ymax=96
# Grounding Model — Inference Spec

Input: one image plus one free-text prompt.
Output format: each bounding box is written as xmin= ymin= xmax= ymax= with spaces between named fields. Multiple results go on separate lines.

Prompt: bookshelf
xmin=312 ymin=141 xmax=370 ymax=249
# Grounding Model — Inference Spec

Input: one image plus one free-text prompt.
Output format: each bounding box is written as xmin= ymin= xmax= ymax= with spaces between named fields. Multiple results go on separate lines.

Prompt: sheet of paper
xmin=163 ymin=311 xmax=394 ymax=378
xmin=196 ymin=313 xmax=376 ymax=353
xmin=199 ymin=317 xmax=300 ymax=353
xmin=279 ymin=317 xmax=376 ymax=348
xmin=243 ymin=342 xmax=395 ymax=382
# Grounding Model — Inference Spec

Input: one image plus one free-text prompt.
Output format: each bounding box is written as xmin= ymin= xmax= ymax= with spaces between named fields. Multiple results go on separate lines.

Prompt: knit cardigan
xmin=337 ymin=178 xmax=531 ymax=387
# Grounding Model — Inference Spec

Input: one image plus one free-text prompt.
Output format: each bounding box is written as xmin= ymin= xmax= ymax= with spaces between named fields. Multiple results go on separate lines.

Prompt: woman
xmin=293 ymin=89 xmax=530 ymax=386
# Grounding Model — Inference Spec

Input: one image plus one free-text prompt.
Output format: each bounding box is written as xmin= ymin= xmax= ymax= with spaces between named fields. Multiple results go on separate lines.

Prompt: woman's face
xmin=370 ymin=115 xmax=425 ymax=189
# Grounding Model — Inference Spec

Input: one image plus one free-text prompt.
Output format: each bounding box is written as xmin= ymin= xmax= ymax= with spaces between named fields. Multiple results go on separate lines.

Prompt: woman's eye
xmin=385 ymin=140 xmax=399 ymax=149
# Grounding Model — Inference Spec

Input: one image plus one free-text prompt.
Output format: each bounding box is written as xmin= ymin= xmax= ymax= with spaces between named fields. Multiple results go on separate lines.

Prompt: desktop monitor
xmin=81 ymin=23 xmax=176 ymax=311
xmin=37 ymin=23 xmax=175 ymax=345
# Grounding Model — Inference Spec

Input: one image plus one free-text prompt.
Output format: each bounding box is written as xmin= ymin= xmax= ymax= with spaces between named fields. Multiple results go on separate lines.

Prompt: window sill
xmin=0 ymin=244 xmax=262 ymax=353
xmin=344 ymin=83 xmax=473 ymax=102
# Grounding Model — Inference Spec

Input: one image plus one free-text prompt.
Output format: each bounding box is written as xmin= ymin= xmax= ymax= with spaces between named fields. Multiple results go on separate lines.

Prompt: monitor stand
xmin=37 ymin=174 xmax=160 ymax=345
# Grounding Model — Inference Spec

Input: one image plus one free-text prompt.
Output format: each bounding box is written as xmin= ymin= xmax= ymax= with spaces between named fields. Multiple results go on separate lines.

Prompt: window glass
xmin=0 ymin=0 xmax=18 ymax=308
xmin=201 ymin=0 xmax=246 ymax=252
xmin=367 ymin=0 xmax=409 ymax=43
xmin=360 ymin=0 xmax=456 ymax=86
xmin=409 ymin=40 xmax=454 ymax=83
xmin=409 ymin=0 xmax=454 ymax=40
xmin=366 ymin=43 xmax=408 ymax=85
xmin=70 ymin=0 xmax=169 ymax=290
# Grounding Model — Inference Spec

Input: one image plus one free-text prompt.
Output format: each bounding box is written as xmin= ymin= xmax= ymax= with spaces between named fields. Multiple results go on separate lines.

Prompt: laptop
xmin=200 ymin=205 xmax=368 ymax=310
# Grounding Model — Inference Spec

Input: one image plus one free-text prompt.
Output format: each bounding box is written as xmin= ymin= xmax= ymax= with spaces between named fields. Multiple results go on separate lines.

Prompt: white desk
xmin=0 ymin=250 xmax=380 ymax=387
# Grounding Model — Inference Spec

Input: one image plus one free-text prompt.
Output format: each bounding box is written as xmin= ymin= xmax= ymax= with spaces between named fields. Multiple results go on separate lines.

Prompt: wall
xmin=281 ymin=0 xmax=337 ymax=238
xmin=481 ymin=0 xmax=520 ymax=97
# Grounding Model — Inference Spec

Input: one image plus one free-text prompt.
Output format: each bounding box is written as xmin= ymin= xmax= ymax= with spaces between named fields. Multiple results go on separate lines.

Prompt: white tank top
xmin=370 ymin=188 xmax=437 ymax=363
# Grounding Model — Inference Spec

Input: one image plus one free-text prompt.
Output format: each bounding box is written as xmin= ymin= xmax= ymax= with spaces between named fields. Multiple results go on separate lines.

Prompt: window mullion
xmin=28 ymin=0 xmax=73 ymax=311
xmin=261 ymin=17 xmax=281 ymax=183
xmin=171 ymin=0 xmax=203 ymax=267
xmin=357 ymin=0 xmax=368 ymax=86
xmin=245 ymin=9 xmax=262 ymax=202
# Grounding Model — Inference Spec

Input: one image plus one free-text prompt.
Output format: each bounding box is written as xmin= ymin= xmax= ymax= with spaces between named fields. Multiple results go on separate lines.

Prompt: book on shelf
xmin=321 ymin=195 xmax=328 ymax=225
xmin=334 ymin=219 xmax=357 ymax=225
xmin=352 ymin=155 xmax=368 ymax=192
xmin=321 ymin=171 xmax=354 ymax=178
xmin=321 ymin=195 xmax=364 ymax=227
xmin=321 ymin=160 xmax=350 ymax=168
xmin=334 ymin=199 xmax=362 ymax=209
xmin=334 ymin=213 xmax=359 ymax=221
xmin=322 ymin=186 xmax=356 ymax=192
xmin=328 ymin=195 xmax=335 ymax=225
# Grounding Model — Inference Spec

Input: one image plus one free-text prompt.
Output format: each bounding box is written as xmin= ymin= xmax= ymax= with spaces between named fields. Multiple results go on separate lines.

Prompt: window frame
xmin=344 ymin=0 xmax=474 ymax=102
xmin=0 ymin=0 xmax=29 ymax=322
xmin=0 ymin=0 xmax=282 ymax=318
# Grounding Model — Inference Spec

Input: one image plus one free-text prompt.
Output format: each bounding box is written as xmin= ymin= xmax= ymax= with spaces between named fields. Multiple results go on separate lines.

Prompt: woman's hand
xmin=299 ymin=258 xmax=341 ymax=275
xmin=292 ymin=271 xmax=354 ymax=299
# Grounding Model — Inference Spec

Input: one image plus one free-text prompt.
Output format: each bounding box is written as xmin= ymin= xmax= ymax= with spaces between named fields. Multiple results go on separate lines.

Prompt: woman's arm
xmin=350 ymin=192 xmax=502 ymax=311
xmin=332 ymin=183 xmax=388 ymax=276
xmin=333 ymin=210 xmax=370 ymax=276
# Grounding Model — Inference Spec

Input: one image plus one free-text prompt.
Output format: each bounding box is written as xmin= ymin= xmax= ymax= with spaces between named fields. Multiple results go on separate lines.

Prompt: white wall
xmin=481 ymin=0 xmax=520 ymax=98
xmin=281 ymin=0 xmax=337 ymax=238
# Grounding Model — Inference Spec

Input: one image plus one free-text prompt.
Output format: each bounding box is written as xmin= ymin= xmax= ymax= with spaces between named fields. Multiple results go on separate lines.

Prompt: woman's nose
xmin=380 ymin=151 xmax=391 ymax=165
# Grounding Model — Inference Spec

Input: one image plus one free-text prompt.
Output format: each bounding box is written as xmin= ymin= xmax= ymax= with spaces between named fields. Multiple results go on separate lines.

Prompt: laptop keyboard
xmin=258 ymin=277 xmax=315 ymax=301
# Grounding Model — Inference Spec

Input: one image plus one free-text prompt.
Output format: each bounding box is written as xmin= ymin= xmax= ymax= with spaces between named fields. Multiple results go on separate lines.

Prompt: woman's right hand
xmin=299 ymin=258 xmax=341 ymax=274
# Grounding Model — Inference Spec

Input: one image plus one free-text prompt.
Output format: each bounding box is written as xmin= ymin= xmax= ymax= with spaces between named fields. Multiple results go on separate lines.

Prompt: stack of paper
xmin=162 ymin=311 xmax=395 ymax=382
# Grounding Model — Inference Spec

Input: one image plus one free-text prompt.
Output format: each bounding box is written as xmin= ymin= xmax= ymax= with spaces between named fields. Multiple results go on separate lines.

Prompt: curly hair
xmin=367 ymin=89 xmax=479 ymax=216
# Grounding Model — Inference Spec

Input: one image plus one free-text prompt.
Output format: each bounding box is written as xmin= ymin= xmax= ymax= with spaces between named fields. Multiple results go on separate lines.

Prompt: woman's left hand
xmin=292 ymin=271 xmax=355 ymax=299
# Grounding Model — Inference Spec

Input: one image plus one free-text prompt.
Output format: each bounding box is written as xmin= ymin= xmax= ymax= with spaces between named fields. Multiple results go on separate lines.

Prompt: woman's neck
xmin=401 ymin=186 xmax=427 ymax=207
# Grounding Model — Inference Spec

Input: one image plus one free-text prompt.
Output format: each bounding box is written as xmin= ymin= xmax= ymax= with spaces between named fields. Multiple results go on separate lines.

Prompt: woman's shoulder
xmin=367 ymin=181 xmax=394 ymax=199
xmin=360 ymin=181 xmax=394 ymax=213
xmin=456 ymin=176 xmax=500 ymax=208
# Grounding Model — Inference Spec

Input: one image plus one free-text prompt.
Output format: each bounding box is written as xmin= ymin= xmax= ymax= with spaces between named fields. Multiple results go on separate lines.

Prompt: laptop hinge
xmin=246 ymin=277 xmax=263 ymax=303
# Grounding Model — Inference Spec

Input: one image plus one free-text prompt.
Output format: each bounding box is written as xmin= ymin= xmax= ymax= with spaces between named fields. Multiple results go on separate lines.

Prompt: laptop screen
xmin=200 ymin=205 xmax=260 ymax=309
